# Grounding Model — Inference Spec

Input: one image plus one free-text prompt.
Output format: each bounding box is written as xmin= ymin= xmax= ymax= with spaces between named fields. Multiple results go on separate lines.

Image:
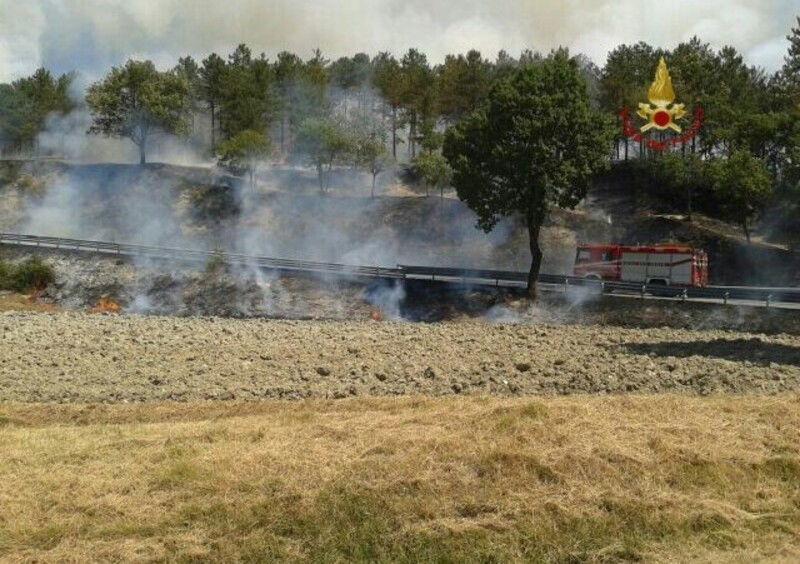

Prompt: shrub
xmin=0 ymin=257 xmax=55 ymax=293
xmin=0 ymin=260 xmax=10 ymax=289
xmin=204 ymin=254 xmax=228 ymax=276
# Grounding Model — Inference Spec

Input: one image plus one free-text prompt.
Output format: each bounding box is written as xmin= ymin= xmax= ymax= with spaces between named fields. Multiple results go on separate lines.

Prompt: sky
xmin=0 ymin=0 xmax=797 ymax=83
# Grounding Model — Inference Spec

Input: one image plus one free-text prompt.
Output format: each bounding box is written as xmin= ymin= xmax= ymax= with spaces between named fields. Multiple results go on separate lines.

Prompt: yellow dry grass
xmin=0 ymin=292 xmax=57 ymax=313
xmin=0 ymin=395 xmax=799 ymax=562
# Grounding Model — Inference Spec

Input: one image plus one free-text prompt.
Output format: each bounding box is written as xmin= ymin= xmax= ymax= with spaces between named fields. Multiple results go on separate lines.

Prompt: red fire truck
xmin=573 ymin=244 xmax=709 ymax=287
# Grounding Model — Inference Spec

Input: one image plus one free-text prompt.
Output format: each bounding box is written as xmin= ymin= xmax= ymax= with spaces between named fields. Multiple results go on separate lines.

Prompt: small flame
xmin=369 ymin=309 xmax=384 ymax=321
xmin=647 ymin=57 xmax=676 ymax=107
xmin=90 ymin=298 xmax=120 ymax=314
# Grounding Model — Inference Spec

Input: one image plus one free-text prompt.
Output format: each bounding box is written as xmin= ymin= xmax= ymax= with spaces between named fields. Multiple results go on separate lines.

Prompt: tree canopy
xmin=86 ymin=60 xmax=189 ymax=164
xmin=444 ymin=50 xmax=613 ymax=297
xmin=5 ymin=21 xmax=800 ymax=249
xmin=216 ymin=129 xmax=271 ymax=192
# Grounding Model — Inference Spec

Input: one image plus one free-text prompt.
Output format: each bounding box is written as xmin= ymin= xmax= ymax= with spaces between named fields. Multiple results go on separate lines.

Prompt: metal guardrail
xmin=396 ymin=264 xmax=800 ymax=305
xmin=0 ymin=233 xmax=403 ymax=279
xmin=3 ymin=232 xmax=800 ymax=306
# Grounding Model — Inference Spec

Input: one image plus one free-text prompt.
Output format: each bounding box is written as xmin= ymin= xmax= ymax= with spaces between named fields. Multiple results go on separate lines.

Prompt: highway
xmin=2 ymin=232 xmax=799 ymax=308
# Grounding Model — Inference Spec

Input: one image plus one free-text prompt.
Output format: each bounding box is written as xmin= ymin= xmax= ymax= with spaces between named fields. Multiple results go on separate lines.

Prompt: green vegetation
xmin=444 ymin=50 xmax=613 ymax=297
xmin=216 ymin=129 xmax=271 ymax=191
xmin=0 ymin=69 xmax=74 ymax=156
xmin=292 ymin=116 xmax=355 ymax=193
xmin=203 ymin=254 xmax=228 ymax=276
xmin=85 ymin=60 xmax=190 ymax=164
xmin=0 ymin=256 xmax=55 ymax=292
xmin=2 ymin=18 xmax=800 ymax=243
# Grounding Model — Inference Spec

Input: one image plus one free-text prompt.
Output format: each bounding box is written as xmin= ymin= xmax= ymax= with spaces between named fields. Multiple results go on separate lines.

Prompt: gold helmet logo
xmin=637 ymin=57 xmax=686 ymax=132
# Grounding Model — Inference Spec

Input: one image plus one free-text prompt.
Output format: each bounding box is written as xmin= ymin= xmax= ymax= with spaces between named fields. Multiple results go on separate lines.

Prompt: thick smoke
xmin=0 ymin=0 xmax=793 ymax=84
xmin=37 ymin=107 xmax=212 ymax=167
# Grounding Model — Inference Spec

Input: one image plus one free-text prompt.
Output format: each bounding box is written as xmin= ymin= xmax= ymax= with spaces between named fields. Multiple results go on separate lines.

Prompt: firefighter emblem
xmin=637 ymin=57 xmax=686 ymax=132
xmin=619 ymin=57 xmax=703 ymax=152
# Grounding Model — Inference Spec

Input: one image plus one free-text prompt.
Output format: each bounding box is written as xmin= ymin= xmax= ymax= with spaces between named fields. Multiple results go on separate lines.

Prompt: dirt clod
xmin=0 ymin=312 xmax=798 ymax=403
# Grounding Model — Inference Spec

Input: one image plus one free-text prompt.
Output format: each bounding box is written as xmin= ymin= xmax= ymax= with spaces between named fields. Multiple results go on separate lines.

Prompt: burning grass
xmin=0 ymin=395 xmax=798 ymax=561
xmin=89 ymin=297 xmax=120 ymax=314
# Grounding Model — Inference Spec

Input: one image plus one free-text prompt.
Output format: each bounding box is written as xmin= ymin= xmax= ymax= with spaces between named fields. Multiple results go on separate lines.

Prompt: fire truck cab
xmin=573 ymin=244 xmax=708 ymax=287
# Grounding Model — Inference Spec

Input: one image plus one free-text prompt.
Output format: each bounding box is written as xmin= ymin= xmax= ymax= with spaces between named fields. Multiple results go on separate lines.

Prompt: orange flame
xmin=369 ymin=309 xmax=384 ymax=321
xmin=90 ymin=298 xmax=120 ymax=314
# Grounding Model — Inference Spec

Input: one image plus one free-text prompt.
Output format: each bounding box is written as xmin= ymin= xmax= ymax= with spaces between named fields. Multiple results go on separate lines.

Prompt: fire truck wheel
xmin=648 ymin=279 xmax=680 ymax=298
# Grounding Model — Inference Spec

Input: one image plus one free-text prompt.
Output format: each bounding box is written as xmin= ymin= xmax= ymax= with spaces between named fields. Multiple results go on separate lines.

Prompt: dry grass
xmin=0 ymin=292 xmax=58 ymax=313
xmin=0 ymin=395 xmax=799 ymax=562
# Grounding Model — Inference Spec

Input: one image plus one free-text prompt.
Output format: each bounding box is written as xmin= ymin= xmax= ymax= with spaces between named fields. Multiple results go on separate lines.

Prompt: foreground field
xmin=0 ymin=395 xmax=798 ymax=561
xmin=1 ymin=311 xmax=799 ymax=402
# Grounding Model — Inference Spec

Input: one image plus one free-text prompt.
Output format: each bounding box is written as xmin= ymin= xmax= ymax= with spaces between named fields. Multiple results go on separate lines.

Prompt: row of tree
xmin=1 ymin=18 xmax=799 ymax=293
xmin=0 ymin=69 xmax=74 ymax=154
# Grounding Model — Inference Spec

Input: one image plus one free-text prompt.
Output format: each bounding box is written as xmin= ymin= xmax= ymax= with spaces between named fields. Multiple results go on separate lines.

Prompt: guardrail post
xmin=601 ymin=281 xmax=605 ymax=294
xmin=723 ymin=292 xmax=729 ymax=305
xmin=766 ymin=294 xmax=772 ymax=308
xmin=564 ymin=278 xmax=569 ymax=293
xmin=681 ymin=289 xmax=688 ymax=302
xmin=640 ymin=284 xmax=646 ymax=299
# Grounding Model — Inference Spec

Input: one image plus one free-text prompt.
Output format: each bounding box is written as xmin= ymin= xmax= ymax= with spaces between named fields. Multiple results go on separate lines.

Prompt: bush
xmin=0 ymin=257 xmax=55 ymax=293
xmin=0 ymin=260 xmax=10 ymax=289
xmin=204 ymin=254 xmax=228 ymax=276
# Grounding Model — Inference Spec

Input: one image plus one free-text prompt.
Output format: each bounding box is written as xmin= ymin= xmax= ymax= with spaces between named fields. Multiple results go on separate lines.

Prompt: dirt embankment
xmin=1 ymin=311 xmax=797 ymax=403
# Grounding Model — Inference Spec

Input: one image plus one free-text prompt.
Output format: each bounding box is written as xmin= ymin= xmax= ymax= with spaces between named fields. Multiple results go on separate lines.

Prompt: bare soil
xmin=1 ymin=311 xmax=798 ymax=403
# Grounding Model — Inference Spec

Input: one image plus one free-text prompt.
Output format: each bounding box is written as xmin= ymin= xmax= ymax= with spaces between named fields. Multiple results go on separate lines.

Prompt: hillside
xmin=1 ymin=159 xmax=798 ymax=285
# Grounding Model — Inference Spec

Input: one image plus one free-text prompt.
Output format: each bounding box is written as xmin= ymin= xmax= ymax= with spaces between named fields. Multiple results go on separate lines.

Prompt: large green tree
xmin=436 ymin=50 xmax=491 ymax=124
xmin=781 ymin=16 xmax=800 ymax=108
xmin=216 ymin=129 xmax=271 ymax=192
xmin=600 ymin=42 xmax=661 ymax=160
xmin=444 ymin=50 xmax=613 ymax=298
xmin=353 ymin=118 xmax=392 ymax=198
xmin=273 ymin=51 xmax=304 ymax=154
xmin=710 ymin=150 xmax=772 ymax=242
xmin=0 ymin=68 xmax=74 ymax=155
xmin=372 ymin=52 xmax=404 ymax=158
xmin=86 ymin=60 xmax=189 ymax=164
xmin=415 ymin=151 xmax=452 ymax=200
xmin=199 ymin=53 xmax=227 ymax=151
xmin=293 ymin=116 xmax=353 ymax=193
xmin=399 ymin=49 xmax=434 ymax=159
xmin=218 ymin=45 xmax=277 ymax=140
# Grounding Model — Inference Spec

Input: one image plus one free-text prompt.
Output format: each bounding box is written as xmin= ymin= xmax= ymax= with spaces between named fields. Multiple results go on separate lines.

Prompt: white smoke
xmin=0 ymin=0 xmax=794 ymax=84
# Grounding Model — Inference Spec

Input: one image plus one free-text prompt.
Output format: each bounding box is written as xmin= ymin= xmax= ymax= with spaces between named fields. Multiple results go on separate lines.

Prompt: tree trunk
xmin=371 ymin=173 xmax=376 ymax=198
xmin=391 ymin=106 xmax=397 ymax=158
xmin=317 ymin=162 xmax=324 ymax=193
xmin=526 ymin=212 xmax=544 ymax=300
xmin=409 ymin=115 xmax=417 ymax=159
xmin=139 ymin=139 xmax=147 ymax=165
xmin=280 ymin=116 xmax=285 ymax=155
xmin=210 ymin=102 xmax=216 ymax=152
xmin=686 ymin=186 xmax=692 ymax=221
xmin=624 ymin=139 xmax=628 ymax=161
xmin=743 ymin=221 xmax=751 ymax=243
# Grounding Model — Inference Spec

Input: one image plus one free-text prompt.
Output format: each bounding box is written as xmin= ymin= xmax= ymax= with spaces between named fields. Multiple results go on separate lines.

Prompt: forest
xmin=1 ymin=18 xmax=799 ymax=249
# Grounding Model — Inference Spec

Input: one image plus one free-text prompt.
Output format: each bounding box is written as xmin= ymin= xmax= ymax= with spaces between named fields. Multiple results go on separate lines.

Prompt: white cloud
xmin=0 ymin=0 xmax=795 ymax=83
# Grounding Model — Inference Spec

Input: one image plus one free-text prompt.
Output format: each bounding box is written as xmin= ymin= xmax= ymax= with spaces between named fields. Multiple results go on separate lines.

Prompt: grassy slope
xmin=1 ymin=395 xmax=798 ymax=562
